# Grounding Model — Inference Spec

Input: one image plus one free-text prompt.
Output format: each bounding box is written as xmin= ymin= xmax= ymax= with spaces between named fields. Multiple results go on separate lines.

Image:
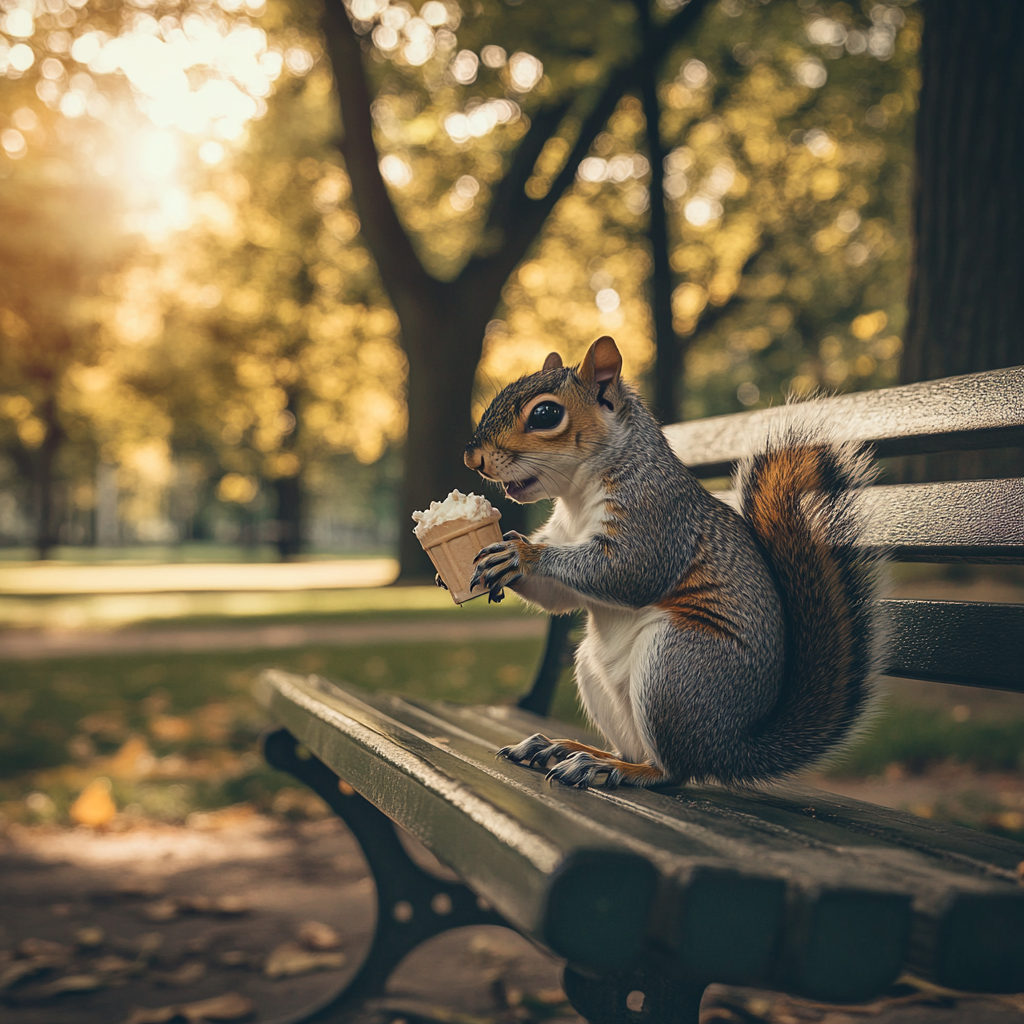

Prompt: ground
xmin=4 ymin=809 xmax=1024 ymax=1024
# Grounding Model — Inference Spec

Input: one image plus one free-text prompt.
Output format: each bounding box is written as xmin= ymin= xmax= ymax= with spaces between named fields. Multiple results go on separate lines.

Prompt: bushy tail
xmin=735 ymin=426 xmax=884 ymax=774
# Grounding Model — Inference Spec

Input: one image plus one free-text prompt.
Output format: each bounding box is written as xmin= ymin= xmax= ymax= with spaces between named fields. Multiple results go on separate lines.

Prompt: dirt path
xmin=0 ymin=617 xmax=547 ymax=660
xmin=3 ymin=815 xmax=1020 ymax=1024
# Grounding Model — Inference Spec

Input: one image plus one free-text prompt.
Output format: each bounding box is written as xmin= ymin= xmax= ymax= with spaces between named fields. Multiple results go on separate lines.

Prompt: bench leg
xmin=563 ymin=962 xmax=705 ymax=1024
xmin=262 ymin=727 xmax=510 ymax=1023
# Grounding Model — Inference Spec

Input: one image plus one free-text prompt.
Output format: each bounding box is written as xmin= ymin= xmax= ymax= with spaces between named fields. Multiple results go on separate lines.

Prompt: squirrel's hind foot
xmin=495 ymin=732 xmax=561 ymax=768
xmin=496 ymin=734 xmax=620 ymax=771
xmin=546 ymin=752 xmax=666 ymax=790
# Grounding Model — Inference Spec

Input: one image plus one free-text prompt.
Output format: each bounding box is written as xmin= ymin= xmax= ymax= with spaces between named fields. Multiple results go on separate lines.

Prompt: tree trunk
xmin=34 ymin=396 xmax=61 ymax=560
xmin=274 ymin=474 xmax=303 ymax=560
xmin=901 ymin=0 xmax=1024 ymax=480
xmin=636 ymin=3 xmax=681 ymax=425
xmin=397 ymin=288 xmax=526 ymax=580
xmin=903 ymin=0 xmax=1024 ymax=381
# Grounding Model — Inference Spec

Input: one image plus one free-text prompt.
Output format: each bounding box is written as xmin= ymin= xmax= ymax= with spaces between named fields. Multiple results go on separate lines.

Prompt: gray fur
xmin=473 ymin=363 xmax=881 ymax=786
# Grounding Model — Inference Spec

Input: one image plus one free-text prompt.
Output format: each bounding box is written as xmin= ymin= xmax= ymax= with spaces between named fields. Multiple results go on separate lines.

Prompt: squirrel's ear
xmin=542 ymin=352 xmax=563 ymax=371
xmin=580 ymin=336 xmax=622 ymax=387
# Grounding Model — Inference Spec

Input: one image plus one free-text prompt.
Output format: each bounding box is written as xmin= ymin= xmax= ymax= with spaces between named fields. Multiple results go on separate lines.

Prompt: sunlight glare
xmin=135 ymin=129 xmax=180 ymax=180
xmin=3 ymin=8 xmax=34 ymax=38
xmin=198 ymin=140 xmax=226 ymax=165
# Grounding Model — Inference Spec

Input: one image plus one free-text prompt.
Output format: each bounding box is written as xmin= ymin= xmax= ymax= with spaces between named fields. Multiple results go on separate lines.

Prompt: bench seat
xmin=255 ymin=668 xmax=1024 ymax=1007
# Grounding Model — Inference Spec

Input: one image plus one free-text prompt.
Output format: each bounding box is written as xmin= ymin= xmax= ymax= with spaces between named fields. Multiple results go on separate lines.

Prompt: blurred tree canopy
xmin=0 ymin=0 xmax=921 ymax=562
xmin=321 ymin=0 xmax=917 ymax=576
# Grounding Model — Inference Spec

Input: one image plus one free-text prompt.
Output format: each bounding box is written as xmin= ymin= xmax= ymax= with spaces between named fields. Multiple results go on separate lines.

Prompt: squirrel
xmin=463 ymin=335 xmax=883 ymax=789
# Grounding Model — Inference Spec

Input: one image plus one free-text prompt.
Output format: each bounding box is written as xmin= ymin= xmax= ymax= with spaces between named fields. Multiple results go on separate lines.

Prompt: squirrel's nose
xmin=464 ymin=447 xmax=484 ymax=472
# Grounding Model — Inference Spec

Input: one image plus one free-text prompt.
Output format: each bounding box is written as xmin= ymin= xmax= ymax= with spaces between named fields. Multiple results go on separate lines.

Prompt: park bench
xmin=255 ymin=365 xmax=1024 ymax=1024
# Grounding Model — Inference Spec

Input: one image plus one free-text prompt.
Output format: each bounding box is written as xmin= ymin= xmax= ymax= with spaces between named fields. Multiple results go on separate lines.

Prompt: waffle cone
xmin=416 ymin=510 xmax=503 ymax=604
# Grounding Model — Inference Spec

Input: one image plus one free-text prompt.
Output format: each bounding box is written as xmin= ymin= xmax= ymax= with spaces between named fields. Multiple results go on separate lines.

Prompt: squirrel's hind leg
xmin=546 ymin=752 xmax=666 ymax=789
xmin=496 ymin=734 xmax=620 ymax=770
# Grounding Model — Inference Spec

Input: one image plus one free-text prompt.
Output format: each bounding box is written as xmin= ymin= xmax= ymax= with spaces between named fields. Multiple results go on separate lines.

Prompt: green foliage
xmin=477 ymin=0 xmax=920 ymax=416
xmin=668 ymin=0 xmax=920 ymax=417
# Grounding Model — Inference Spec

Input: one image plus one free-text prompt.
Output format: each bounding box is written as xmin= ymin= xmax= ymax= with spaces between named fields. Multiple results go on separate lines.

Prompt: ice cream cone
xmin=416 ymin=510 xmax=503 ymax=604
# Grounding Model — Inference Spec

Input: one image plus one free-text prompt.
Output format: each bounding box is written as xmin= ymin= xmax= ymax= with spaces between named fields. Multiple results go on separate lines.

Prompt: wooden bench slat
xmin=880 ymin=599 xmax=1024 ymax=691
xmin=664 ymin=365 xmax=1024 ymax=477
xmin=255 ymin=670 xmax=1024 ymax=997
xmin=858 ymin=480 xmax=1024 ymax=563
xmin=714 ymin=478 xmax=1024 ymax=563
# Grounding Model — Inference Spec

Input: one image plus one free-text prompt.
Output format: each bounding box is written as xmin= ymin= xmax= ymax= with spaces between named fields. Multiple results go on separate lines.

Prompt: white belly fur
xmin=575 ymin=603 xmax=667 ymax=764
xmin=523 ymin=485 xmax=667 ymax=763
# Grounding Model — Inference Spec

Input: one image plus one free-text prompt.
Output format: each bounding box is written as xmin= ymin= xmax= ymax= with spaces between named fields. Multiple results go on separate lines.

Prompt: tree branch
xmin=320 ymin=0 xmax=433 ymax=307
xmin=481 ymin=101 xmax=572 ymax=243
xmin=458 ymin=0 xmax=715 ymax=298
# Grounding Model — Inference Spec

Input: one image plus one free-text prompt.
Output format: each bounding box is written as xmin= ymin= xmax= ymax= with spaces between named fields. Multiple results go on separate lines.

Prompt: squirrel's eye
xmin=526 ymin=401 xmax=565 ymax=431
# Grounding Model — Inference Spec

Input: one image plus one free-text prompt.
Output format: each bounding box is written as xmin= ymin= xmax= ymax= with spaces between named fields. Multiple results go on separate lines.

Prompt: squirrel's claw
xmin=434 ymin=573 xmax=448 ymax=591
xmin=470 ymin=543 xmax=523 ymax=592
xmin=496 ymin=733 xmax=553 ymax=765
xmin=487 ymin=586 xmax=505 ymax=604
xmin=473 ymin=540 xmax=508 ymax=564
xmin=546 ymin=752 xmax=624 ymax=789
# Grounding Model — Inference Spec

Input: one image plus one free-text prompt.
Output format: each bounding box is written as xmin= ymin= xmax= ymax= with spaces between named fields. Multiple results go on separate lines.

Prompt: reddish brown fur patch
xmin=547 ymin=740 xmax=617 ymax=759
xmin=656 ymin=549 xmax=742 ymax=643
xmin=744 ymin=447 xmax=854 ymax=732
xmin=514 ymin=538 xmax=545 ymax=566
xmin=604 ymin=759 xmax=665 ymax=785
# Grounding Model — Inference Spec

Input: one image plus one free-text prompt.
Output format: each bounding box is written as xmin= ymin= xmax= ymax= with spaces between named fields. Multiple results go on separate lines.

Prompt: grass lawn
xmin=2 ymin=603 xmax=1023 ymax=842
xmin=0 ymin=628 xmax=588 ymax=825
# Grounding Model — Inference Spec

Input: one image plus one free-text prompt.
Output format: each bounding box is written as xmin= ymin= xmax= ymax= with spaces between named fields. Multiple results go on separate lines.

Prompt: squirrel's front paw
xmin=470 ymin=532 xmax=544 ymax=601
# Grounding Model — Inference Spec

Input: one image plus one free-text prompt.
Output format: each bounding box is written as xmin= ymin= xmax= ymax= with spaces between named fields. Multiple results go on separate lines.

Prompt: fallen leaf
xmin=264 ymin=942 xmax=347 ymax=979
xmin=152 ymin=962 xmax=207 ymax=987
xmin=70 ymin=778 xmax=117 ymax=828
xmin=211 ymin=895 xmax=249 ymax=916
xmin=108 ymin=736 xmax=156 ymax=777
xmin=17 ymin=938 xmax=70 ymax=958
xmin=121 ymin=992 xmax=255 ymax=1024
xmin=94 ymin=955 xmax=139 ymax=976
xmin=150 ymin=716 xmax=194 ymax=743
xmin=215 ymin=951 xmax=249 ymax=968
xmin=122 ymin=1007 xmax=178 ymax=1024
xmin=76 ymin=926 xmax=105 ymax=949
xmin=136 ymin=933 xmax=164 ymax=960
xmin=297 ymin=920 xmax=342 ymax=951
xmin=144 ymin=899 xmax=181 ymax=922
xmin=0 ymin=959 xmax=54 ymax=992
xmin=33 ymin=973 xmax=106 ymax=997
xmin=531 ymin=988 xmax=568 ymax=1005
xmin=181 ymin=992 xmax=255 ymax=1021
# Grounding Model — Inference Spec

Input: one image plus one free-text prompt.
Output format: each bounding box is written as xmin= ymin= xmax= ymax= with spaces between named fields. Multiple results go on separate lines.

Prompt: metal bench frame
xmin=259 ymin=366 xmax=1024 ymax=1024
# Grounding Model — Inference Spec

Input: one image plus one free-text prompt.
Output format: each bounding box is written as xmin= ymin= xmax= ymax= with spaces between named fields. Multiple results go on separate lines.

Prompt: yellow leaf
xmin=70 ymin=778 xmax=116 ymax=828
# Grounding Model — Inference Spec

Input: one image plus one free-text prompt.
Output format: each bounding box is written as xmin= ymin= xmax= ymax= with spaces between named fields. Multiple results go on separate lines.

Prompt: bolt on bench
xmin=256 ymin=366 xmax=1024 ymax=1024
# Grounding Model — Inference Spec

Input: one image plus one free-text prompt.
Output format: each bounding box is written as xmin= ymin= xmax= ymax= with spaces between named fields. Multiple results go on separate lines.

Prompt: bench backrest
xmin=522 ymin=366 xmax=1024 ymax=714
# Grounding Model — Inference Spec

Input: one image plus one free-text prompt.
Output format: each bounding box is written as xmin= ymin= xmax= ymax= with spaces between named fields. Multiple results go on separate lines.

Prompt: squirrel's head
xmin=464 ymin=335 xmax=624 ymax=503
